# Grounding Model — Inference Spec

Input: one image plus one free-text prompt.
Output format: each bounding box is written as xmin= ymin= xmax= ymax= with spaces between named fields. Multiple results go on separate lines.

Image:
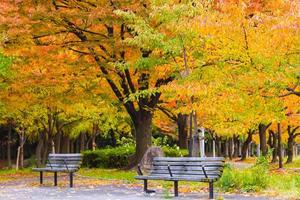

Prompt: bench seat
xmin=135 ymin=157 xmax=225 ymax=199
xmin=135 ymin=175 xmax=219 ymax=182
xmin=32 ymin=168 xmax=78 ymax=172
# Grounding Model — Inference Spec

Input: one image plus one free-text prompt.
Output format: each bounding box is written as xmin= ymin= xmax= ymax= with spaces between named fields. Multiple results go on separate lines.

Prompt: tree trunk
xmin=228 ymin=138 xmax=233 ymax=160
xmin=61 ymin=135 xmax=70 ymax=153
xmin=177 ymin=113 xmax=188 ymax=149
xmin=216 ymin=136 xmax=222 ymax=156
xmin=188 ymin=112 xmax=193 ymax=156
xmin=241 ymin=130 xmax=253 ymax=161
xmin=259 ymin=123 xmax=271 ymax=156
xmin=7 ymin=121 xmax=12 ymax=168
xmin=54 ymin=131 xmax=62 ymax=154
xmin=36 ymin=132 xmax=45 ymax=167
xmin=277 ymin=123 xmax=283 ymax=169
xmin=133 ymin=110 xmax=152 ymax=163
xmin=16 ymin=146 xmax=20 ymax=171
xmin=234 ymin=135 xmax=239 ymax=158
xmin=286 ymin=125 xmax=295 ymax=164
xmin=224 ymin=139 xmax=229 ymax=158
xmin=269 ymin=131 xmax=278 ymax=163
xmin=80 ymin=132 xmax=86 ymax=152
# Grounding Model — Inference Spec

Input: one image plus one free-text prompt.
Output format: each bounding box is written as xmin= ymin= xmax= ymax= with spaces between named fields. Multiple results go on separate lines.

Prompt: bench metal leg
xmin=54 ymin=172 xmax=57 ymax=186
xmin=70 ymin=172 xmax=73 ymax=187
xmin=143 ymin=180 xmax=147 ymax=192
xmin=209 ymin=181 xmax=214 ymax=199
xmin=174 ymin=181 xmax=178 ymax=197
xmin=40 ymin=172 xmax=43 ymax=184
xmin=143 ymin=180 xmax=155 ymax=194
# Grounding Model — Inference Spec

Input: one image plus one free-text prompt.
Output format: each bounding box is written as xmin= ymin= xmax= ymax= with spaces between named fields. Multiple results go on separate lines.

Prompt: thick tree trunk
xmin=36 ymin=132 xmax=45 ymax=167
xmin=259 ymin=123 xmax=271 ymax=156
xmin=177 ymin=114 xmax=188 ymax=149
xmin=132 ymin=109 xmax=152 ymax=164
xmin=241 ymin=130 xmax=253 ymax=161
xmin=134 ymin=111 xmax=152 ymax=162
xmin=7 ymin=122 xmax=12 ymax=168
xmin=277 ymin=123 xmax=283 ymax=169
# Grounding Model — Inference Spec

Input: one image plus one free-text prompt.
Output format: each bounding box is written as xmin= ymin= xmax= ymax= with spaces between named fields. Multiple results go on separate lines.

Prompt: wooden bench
xmin=32 ymin=153 xmax=82 ymax=187
xmin=135 ymin=157 xmax=225 ymax=199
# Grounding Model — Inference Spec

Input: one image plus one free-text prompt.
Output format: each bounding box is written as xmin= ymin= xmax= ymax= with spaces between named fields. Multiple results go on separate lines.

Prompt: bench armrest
xmin=201 ymin=165 xmax=208 ymax=178
xmin=137 ymin=164 xmax=143 ymax=175
xmin=167 ymin=165 xmax=173 ymax=177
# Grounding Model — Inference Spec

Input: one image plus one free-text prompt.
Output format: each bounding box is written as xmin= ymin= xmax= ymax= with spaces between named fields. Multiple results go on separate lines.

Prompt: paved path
xmin=0 ymin=184 xmax=279 ymax=200
xmin=0 ymin=176 xmax=281 ymax=200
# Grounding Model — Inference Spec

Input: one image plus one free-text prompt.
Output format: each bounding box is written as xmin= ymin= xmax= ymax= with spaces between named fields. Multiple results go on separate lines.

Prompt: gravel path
xmin=0 ymin=176 xmax=280 ymax=200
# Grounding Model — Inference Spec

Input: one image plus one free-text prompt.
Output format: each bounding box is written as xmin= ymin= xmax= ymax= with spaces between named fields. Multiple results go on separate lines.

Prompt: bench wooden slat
xmin=49 ymin=154 xmax=82 ymax=157
xmin=154 ymin=157 xmax=225 ymax=162
xmin=153 ymin=166 xmax=222 ymax=171
xmin=153 ymin=162 xmax=224 ymax=167
xmin=135 ymin=175 xmax=219 ymax=181
xmin=151 ymin=170 xmax=222 ymax=176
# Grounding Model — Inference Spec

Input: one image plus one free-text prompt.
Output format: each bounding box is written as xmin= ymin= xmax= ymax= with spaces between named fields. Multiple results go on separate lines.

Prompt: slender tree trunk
xmin=80 ymin=132 xmax=86 ymax=152
xmin=269 ymin=131 xmax=278 ymax=163
xmin=188 ymin=112 xmax=193 ymax=156
xmin=228 ymin=138 xmax=233 ymax=160
xmin=16 ymin=146 xmax=20 ymax=171
xmin=277 ymin=123 xmax=283 ymax=169
xmin=224 ymin=139 xmax=229 ymax=158
xmin=54 ymin=130 xmax=62 ymax=154
xmin=7 ymin=121 xmax=12 ymax=168
xmin=241 ymin=130 xmax=253 ymax=161
xmin=177 ymin=114 xmax=188 ymax=149
xmin=234 ymin=135 xmax=239 ymax=158
xmin=216 ymin=136 xmax=222 ymax=156
xmin=61 ymin=135 xmax=70 ymax=153
xmin=16 ymin=131 xmax=25 ymax=170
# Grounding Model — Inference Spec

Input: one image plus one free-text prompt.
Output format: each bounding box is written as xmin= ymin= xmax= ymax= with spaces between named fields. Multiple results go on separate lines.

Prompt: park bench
xmin=32 ymin=153 xmax=82 ymax=187
xmin=135 ymin=157 xmax=225 ymax=199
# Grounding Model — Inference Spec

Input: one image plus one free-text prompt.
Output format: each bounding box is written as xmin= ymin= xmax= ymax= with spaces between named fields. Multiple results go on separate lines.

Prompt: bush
xmin=82 ymin=145 xmax=134 ymax=168
xmin=162 ymin=146 xmax=188 ymax=157
xmin=83 ymin=144 xmax=188 ymax=168
xmin=217 ymin=156 xmax=270 ymax=192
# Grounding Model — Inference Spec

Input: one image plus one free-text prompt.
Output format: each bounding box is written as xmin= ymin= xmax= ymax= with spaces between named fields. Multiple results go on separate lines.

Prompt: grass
xmin=284 ymin=156 xmax=300 ymax=168
xmin=0 ymin=168 xmax=34 ymax=182
xmin=78 ymin=168 xmax=137 ymax=183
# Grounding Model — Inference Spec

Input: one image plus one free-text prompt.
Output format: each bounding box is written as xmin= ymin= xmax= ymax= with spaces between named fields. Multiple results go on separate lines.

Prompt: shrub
xmin=83 ymin=144 xmax=188 ymax=168
xmin=82 ymin=145 xmax=134 ymax=168
xmin=162 ymin=146 xmax=189 ymax=157
xmin=217 ymin=156 xmax=270 ymax=192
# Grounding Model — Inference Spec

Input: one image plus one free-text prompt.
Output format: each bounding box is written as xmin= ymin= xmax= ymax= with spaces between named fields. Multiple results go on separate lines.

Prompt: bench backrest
xmin=151 ymin=157 xmax=225 ymax=179
xmin=46 ymin=153 xmax=82 ymax=171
